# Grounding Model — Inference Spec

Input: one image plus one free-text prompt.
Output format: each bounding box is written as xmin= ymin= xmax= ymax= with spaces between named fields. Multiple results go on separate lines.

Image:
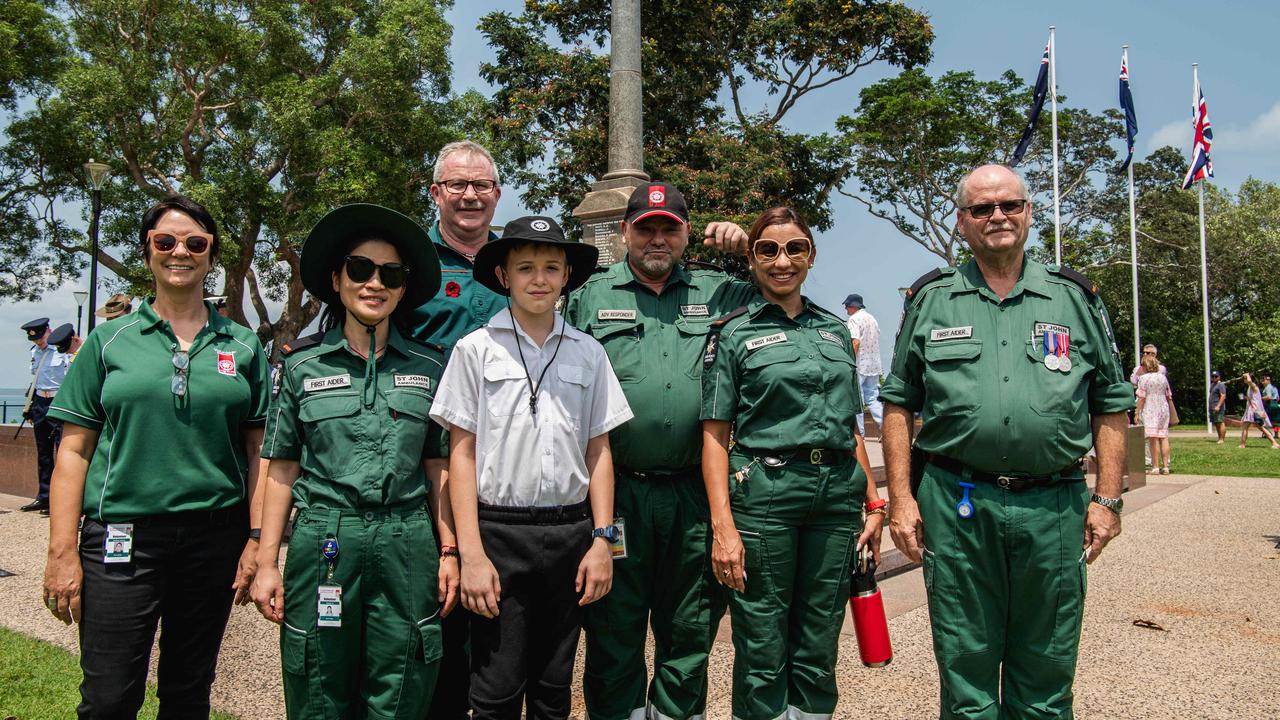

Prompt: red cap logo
xmin=217 ymin=351 xmax=236 ymax=377
xmin=648 ymin=185 xmax=666 ymax=207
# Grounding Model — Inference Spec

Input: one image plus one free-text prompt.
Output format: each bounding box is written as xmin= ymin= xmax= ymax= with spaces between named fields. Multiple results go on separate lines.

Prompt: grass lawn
xmin=0 ymin=626 xmax=240 ymax=719
xmin=1166 ymin=434 xmax=1280 ymax=478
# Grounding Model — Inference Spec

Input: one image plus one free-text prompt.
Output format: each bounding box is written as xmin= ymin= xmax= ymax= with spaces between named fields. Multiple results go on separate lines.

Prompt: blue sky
xmin=2 ymin=0 xmax=1276 ymax=384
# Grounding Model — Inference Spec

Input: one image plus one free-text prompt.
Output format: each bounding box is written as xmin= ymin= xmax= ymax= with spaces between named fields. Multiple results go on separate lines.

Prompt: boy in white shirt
xmin=430 ymin=216 xmax=633 ymax=719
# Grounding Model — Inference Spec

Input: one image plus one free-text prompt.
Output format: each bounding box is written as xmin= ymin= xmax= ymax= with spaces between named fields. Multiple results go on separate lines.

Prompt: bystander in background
xmin=1239 ymin=373 xmax=1280 ymax=449
xmin=1209 ymin=371 xmax=1227 ymax=443
xmin=1136 ymin=356 xmax=1173 ymax=474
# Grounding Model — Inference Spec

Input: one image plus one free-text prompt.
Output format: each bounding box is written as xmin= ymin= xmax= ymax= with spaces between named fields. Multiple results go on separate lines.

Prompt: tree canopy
xmin=0 ymin=0 xmax=477 ymax=349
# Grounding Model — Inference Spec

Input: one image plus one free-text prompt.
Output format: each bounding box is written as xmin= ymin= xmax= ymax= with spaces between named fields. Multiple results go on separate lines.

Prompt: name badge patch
xmin=394 ymin=374 xmax=432 ymax=390
xmin=216 ymin=350 xmax=236 ymax=377
xmin=680 ymin=304 xmax=710 ymax=317
xmin=304 ymin=374 xmax=352 ymax=392
xmin=597 ymin=309 xmax=636 ymax=321
xmin=817 ymin=329 xmax=843 ymax=345
xmin=746 ymin=332 xmax=788 ymax=351
xmin=930 ymin=326 xmax=973 ymax=341
xmin=1032 ymin=322 xmax=1071 ymax=339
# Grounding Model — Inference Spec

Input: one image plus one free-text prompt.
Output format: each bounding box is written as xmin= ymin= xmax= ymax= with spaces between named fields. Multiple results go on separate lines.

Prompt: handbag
xmin=1168 ymin=399 xmax=1180 ymax=426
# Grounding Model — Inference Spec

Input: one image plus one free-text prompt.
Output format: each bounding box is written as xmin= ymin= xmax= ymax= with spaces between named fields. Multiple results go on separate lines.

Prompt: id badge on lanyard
xmin=104 ymin=524 xmax=134 ymax=564
xmin=318 ymin=536 xmax=342 ymax=628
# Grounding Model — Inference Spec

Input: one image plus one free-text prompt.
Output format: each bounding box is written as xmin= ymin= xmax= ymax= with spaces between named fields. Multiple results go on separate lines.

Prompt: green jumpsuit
xmin=564 ymin=260 xmax=755 ymax=720
xmin=700 ymin=295 xmax=864 ymax=720
xmin=262 ymin=325 xmax=447 ymax=719
xmin=879 ymin=259 xmax=1135 ymax=720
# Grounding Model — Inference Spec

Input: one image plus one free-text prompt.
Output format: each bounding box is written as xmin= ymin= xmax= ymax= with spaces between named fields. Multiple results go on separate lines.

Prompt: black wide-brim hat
xmin=300 ymin=204 xmax=441 ymax=309
xmin=473 ymin=215 xmax=599 ymax=296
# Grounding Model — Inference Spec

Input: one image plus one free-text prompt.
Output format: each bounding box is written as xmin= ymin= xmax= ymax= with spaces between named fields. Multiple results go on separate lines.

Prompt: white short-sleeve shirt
xmin=430 ymin=308 xmax=633 ymax=507
xmin=845 ymin=309 xmax=882 ymax=376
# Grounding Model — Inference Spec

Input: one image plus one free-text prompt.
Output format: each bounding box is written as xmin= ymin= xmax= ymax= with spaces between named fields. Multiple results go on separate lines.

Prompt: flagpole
xmin=1193 ymin=63 xmax=1211 ymax=435
xmin=1049 ymin=26 xmax=1062 ymax=265
xmin=1125 ymin=45 xmax=1141 ymax=368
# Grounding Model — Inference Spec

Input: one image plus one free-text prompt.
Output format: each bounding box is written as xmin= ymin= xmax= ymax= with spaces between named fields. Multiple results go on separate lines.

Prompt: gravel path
xmin=2 ymin=473 xmax=1277 ymax=719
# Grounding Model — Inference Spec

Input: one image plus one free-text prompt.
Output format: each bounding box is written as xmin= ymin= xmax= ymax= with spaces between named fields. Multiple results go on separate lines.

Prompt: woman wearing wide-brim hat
xmin=250 ymin=203 xmax=458 ymax=718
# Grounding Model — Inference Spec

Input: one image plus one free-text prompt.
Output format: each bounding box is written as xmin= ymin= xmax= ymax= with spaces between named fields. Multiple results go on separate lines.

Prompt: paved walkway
xmin=1 ymin=473 xmax=1277 ymax=718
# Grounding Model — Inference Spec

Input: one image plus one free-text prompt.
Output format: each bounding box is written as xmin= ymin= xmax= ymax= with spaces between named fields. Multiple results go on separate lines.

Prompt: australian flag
xmin=1011 ymin=42 xmax=1050 ymax=167
xmin=1181 ymin=80 xmax=1214 ymax=189
xmin=1119 ymin=52 xmax=1138 ymax=170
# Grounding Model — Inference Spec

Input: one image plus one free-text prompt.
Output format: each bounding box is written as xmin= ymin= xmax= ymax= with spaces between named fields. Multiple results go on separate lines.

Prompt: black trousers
xmin=470 ymin=504 xmax=592 ymax=720
xmin=426 ymin=581 xmax=472 ymax=720
xmin=31 ymin=394 xmax=62 ymax=502
xmin=77 ymin=505 xmax=246 ymax=719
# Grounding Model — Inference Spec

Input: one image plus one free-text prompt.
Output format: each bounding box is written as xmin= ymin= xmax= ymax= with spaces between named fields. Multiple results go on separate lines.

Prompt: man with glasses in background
xmin=880 ymin=164 xmax=1134 ymax=719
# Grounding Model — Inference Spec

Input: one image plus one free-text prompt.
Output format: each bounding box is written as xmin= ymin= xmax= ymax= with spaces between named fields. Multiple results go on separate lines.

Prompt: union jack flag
xmin=1181 ymin=80 xmax=1213 ymax=189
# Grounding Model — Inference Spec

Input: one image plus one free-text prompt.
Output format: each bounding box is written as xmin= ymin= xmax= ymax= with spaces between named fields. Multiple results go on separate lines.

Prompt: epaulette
xmin=1050 ymin=265 xmax=1099 ymax=298
xmin=281 ymin=331 xmax=326 ymax=356
xmin=684 ymin=260 xmax=725 ymax=273
xmin=703 ymin=306 xmax=749 ymax=369
xmin=590 ymin=265 xmax=611 ymax=275
xmin=905 ymin=267 xmax=953 ymax=300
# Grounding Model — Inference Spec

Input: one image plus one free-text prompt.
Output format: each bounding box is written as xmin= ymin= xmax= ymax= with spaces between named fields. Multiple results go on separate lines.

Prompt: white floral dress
xmin=1136 ymin=372 xmax=1171 ymax=438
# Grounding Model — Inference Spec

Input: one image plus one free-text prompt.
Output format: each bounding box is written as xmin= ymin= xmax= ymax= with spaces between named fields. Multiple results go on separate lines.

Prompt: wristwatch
xmin=1089 ymin=493 xmax=1123 ymax=515
xmin=591 ymin=525 xmax=620 ymax=543
xmin=248 ymin=528 xmax=262 ymax=540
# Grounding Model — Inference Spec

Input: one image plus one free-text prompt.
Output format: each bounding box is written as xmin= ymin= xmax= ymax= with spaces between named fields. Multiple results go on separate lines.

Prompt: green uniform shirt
xmin=564 ymin=261 xmax=756 ymax=471
xmin=48 ymin=299 xmax=270 ymax=521
xmin=879 ymin=258 xmax=1135 ymax=474
xmin=262 ymin=325 xmax=445 ymax=510
xmin=701 ymin=295 xmax=862 ymax=450
xmin=404 ymin=222 xmax=505 ymax=355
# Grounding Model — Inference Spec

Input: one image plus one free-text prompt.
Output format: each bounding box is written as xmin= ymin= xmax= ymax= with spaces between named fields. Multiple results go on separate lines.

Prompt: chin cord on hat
xmin=507 ymin=296 xmax=564 ymax=418
xmin=353 ymin=317 xmax=384 ymax=408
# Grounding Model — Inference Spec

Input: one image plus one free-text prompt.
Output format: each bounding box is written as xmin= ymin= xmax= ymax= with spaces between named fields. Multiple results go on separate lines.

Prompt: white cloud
xmin=1146 ymin=101 xmax=1280 ymax=155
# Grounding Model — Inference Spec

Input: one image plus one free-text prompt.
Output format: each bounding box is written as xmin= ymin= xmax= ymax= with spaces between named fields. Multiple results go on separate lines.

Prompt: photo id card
xmin=610 ymin=517 xmax=628 ymax=560
xmin=317 ymin=584 xmax=342 ymax=628
xmin=104 ymin=523 xmax=134 ymax=564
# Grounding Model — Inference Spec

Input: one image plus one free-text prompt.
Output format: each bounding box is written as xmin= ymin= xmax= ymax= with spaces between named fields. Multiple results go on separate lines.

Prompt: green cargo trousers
xmin=582 ymin=470 xmax=726 ymax=720
xmin=918 ymin=464 xmax=1088 ymax=720
xmin=281 ymin=505 xmax=443 ymax=719
xmin=725 ymin=450 xmax=862 ymax=720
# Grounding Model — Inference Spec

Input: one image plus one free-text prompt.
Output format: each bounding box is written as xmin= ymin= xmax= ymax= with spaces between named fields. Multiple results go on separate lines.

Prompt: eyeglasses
xmin=438 ymin=179 xmax=497 ymax=195
xmin=962 ymin=200 xmax=1028 ymax=219
xmin=148 ymin=229 xmax=212 ymax=254
xmin=344 ymin=255 xmax=409 ymax=289
xmin=171 ymin=350 xmax=189 ymax=397
xmin=751 ymin=237 xmax=813 ymax=263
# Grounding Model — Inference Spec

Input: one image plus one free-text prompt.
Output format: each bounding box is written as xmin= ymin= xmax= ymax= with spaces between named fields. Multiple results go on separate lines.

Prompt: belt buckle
xmin=763 ymin=456 xmax=785 ymax=467
xmin=996 ymin=476 xmax=1012 ymax=489
xmin=809 ymin=449 xmax=823 ymax=465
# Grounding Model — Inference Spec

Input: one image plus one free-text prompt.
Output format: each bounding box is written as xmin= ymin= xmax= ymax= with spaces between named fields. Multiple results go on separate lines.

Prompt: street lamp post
xmin=73 ymin=290 xmax=88 ymax=335
xmin=84 ymin=159 xmax=111 ymax=334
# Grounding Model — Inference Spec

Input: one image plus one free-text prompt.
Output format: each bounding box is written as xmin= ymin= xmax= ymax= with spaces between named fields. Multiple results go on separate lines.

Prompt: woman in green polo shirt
xmin=250 ymin=204 xmax=455 ymax=718
xmin=700 ymin=206 xmax=884 ymax=720
xmin=41 ymin=195 xmax=271 ymax=717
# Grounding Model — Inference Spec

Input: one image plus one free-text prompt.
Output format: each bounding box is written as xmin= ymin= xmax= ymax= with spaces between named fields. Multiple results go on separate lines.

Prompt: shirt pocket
xmin=1024 ymin=341 xmax=1079 ymax=416
xmin=298 ymin=392 xmax=361 ymax=477
xmin=675 ymin=317 xmax=713 ymax=380
xmin=554 ymin=364 xmax=592 ymax=431
xmin=742 ymin=343 xmax=806 ymax=418
xmin=483 ymin=362 xmax=531 ymax=418
xmin=387 ymin=389 xmax=432 ymax=467
xmin=922 ymin=339 xmax=983 ymax=415
xmin=817 ymin=341 xmax=858 ymax=413
xmin=589 ymin=321 xmax=645 ymax=383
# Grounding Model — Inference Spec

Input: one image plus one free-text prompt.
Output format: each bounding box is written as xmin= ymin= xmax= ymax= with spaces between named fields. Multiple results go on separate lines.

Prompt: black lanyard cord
xmin=508 ymin=299 xmax=565 ymax=417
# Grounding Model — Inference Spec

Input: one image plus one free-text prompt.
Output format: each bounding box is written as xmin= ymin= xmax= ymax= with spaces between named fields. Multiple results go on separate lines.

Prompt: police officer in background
xmin=564 ymin=182 xmax=752 ymax=720
xmin=19 ymin=317 xmax=71 ymax=514
xmin=880 ymin=164 xmax=1133 ymax=719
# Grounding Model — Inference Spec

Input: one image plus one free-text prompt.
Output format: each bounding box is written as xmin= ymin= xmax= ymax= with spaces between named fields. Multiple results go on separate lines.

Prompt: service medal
xmin=1044 ymin=354 xmax=1061 ymax=370
xmin=1059 ymin=356 xmax=1073 ymax=372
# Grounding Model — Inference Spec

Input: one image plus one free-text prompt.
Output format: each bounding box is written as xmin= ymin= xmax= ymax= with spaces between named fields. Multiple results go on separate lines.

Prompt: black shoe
xmin=40 ymin=508 xmax=50 ymax=516
xmin=20 ymin=499 xmax=49 ymax=512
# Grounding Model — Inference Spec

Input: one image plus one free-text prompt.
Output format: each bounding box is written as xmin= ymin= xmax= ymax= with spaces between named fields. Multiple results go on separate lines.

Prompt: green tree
xmin=478 ymin=0 xmax=933 ymax=236
xmin=0 ymin=0 xmax=66 ymax=107
xmin=0 ymin=0 xmax=474 ymax=349
xmin=836 ymin=68 xmax=1122 ymax=266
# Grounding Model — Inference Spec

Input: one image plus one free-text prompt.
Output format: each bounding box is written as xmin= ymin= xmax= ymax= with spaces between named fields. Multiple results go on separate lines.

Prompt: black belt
xmin=477 ymin=500 xmax=591 ymax=525
xmin=926 ymin=454 xmax=1084 ymax=491
xmin=91 ymin=502 xmax=248 ymax=528
xmin=617 ymin=466 xmax=700 ymax=481
xmin=737 ymin=446 xmax=852 ymax=467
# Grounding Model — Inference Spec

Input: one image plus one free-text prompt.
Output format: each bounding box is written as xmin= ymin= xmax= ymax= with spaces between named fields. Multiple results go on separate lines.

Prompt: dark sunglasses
xmin=962 ymin=200 xmax=1028 ymax=219
xmin=147 ymin=229 xmax=212 ymax=254
xmin=344 ymin=255 xmax=408 ymax=289
xmin=752 ymin=237 xmax=813 ymax=263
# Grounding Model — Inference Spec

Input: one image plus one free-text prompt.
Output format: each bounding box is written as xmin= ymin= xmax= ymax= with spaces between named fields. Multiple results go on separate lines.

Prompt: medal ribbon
xmin=1043 ymin=330 xmax=1055 ymax=359
xmin=1058 ymin=332 xmax=1069 ymax=363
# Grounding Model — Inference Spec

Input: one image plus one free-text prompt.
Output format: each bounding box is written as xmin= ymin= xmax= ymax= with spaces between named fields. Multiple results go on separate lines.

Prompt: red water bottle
xmin=849 ymin=547 xmax=893 ymax=667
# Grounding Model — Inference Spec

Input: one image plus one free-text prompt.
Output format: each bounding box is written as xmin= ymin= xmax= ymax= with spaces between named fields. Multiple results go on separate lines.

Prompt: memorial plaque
xmin=585 ymin=219 xmax=624 ymax=267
